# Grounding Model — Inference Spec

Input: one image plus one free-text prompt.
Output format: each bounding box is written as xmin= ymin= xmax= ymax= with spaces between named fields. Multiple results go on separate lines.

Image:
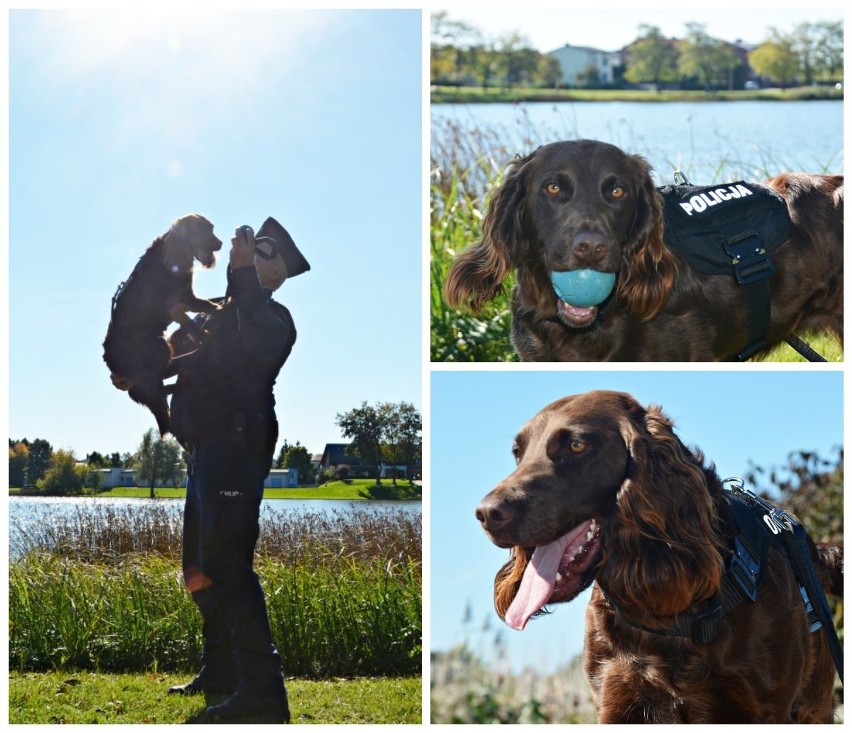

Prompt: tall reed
xmin=9 ymin=503 xmax=421 ymax=677
xmin=431 ymin=119 xmax=517 ymax=362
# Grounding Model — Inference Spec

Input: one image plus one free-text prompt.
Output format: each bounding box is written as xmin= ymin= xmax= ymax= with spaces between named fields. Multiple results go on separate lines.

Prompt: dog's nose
xmin=475 ymin=495 xmax=513 ymax=532
xmin=571 ymin=230 xmax=609 ymax=265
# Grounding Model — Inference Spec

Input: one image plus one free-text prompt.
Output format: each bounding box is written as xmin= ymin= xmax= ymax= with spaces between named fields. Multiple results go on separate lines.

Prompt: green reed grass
xmin=430 ymin=117 xmax=843 ymax=362
xmin=10 ymin=504 xmax=421 ymax=677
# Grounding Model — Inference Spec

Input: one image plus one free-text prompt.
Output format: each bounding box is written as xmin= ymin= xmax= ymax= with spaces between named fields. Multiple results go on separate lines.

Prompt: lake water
xmin=431 ymin=99 xmax=843 ymax=184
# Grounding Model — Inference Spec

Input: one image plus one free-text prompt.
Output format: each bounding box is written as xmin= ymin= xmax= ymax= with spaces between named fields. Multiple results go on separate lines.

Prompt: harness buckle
xmin=722 ymin=231 xmax=777 ymax=285
xmin=729 ymin=536 xmax=761 ymax=602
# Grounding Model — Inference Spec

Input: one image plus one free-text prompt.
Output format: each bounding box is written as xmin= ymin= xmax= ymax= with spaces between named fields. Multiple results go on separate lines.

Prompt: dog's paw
xmin=110 ymin=373 xmax=134 ymax=391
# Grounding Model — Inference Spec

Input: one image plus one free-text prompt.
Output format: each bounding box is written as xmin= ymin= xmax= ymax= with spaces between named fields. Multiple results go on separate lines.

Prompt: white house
xmin=548 ymin=44 xmax=621 ymax=86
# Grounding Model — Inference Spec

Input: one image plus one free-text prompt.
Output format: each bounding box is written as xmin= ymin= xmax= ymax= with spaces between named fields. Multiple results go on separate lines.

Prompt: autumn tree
xmin=749 ymin=33 xmax=799 ymax=89
xmin=37 ymin=449 xmax=86 ymax=496
xmin=8 ymin=442 xmax=29 ymax=488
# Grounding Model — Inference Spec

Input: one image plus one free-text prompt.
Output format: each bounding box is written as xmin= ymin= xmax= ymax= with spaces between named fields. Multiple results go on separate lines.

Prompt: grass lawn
xmin=9 ymin=671 xmax=422 ymax=724
xmin=87 ymin=478 xmax=422 ymax=501
xmin=431 ymin=84 xmax=843 ymax=104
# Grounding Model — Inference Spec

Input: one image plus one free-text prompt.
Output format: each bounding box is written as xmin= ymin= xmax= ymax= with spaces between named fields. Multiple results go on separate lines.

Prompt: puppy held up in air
xmin=103 ymin=214 xmax=223 ymax=435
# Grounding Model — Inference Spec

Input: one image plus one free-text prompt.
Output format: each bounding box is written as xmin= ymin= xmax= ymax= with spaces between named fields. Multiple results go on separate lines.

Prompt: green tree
xmin=275 ymin=439 xmax=292 ymax=469
xmin=792 ymin=20 xmax=843 ymax=83
xmin=36 ymin=449 xmax=86 ymax=496
xmin=378 ymin=402 xmax=422 ymax=486
xmin=749 ymin=33 xmax=799 ymax=89
xmin=495 ymin=32 xmax=539 ymax=88
xmin=27 ymin=438 xmax=53 ymax=487
xmin=86 ymin=451 xmax=108 ymax=467
xmin=85 ymin=466 xmax=103 ymax=493
xmin=538 ymin=54 xmax=563 ymax=88
xmin=678 ymin=23 xmax=741 ymax=90
xmin=624 ymin=25 xmax=679 ymax=90
xmin=336 ymin=402 xmax=384 ymax=484
xmin=430 ymin=11 xmax=484 ymax=85
xmin=574 ymin=63 xmax=602 ymax=89
xmin=134 ymin=429 xmax=183 ymax=498
xmin=283 ymin=442 xmax=314 ymax=485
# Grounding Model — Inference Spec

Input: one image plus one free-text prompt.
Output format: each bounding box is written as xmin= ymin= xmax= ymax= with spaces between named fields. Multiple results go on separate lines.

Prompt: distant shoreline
xmin=9 ymin=479 xmax=423 ymax=502
xmin=431 ymin=85 xmax=843 ymax=105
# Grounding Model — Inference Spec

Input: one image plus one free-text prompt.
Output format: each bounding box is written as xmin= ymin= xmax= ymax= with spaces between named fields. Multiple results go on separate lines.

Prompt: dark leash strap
xmin=785 ymin=335 xmax=828 ymax=363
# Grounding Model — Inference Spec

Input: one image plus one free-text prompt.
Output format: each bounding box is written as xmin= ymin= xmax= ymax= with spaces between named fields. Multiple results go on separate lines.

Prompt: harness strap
xmin=767 ymin=505 xmax=844 ymax=683
xmin=715 ymin=224 xmax=775 ymax=361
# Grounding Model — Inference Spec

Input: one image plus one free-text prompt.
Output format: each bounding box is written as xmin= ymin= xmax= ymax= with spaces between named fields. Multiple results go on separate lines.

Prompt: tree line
xmin=431 ymin=14 xmax=843 ymax=90
xmin=9 ymin=400 xmax=422 ymax=496
xmin=334 ymin=400 xmax=422 ymax=486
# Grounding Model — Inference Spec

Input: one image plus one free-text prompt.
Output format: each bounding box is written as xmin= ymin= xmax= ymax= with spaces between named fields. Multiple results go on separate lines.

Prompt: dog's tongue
xmin=504 ymin=520 xmax=595 ymax=631
xmin=504 ymin=535 xmax=571 ymax=631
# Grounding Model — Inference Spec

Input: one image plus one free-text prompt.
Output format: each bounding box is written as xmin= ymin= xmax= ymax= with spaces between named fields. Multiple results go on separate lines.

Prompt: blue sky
xmin=429 ymin=369 xmax=843 ymax=672
xmin=8 ymin=9 xmax=421 ymax=458
xmin=435 ymin=6 xmax=845 ymax=53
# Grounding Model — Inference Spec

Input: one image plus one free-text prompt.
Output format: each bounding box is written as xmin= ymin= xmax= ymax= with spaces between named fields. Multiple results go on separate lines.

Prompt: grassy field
xmin=431 ymin=84 xmax=844 ymax=105
xmin=9 ymin=671 xmax=421 ymax=724
xmin=17 ymin=478 xmax=423 ymax=500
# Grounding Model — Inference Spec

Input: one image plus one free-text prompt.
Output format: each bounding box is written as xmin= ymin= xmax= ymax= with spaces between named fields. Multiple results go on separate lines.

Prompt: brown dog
xmin=476 ymin=391 xmax=842 ymax=722
xmin=445 ymin=140 xmax=843 ymax=361
xmin=103 ymin=214 xmax=222 ymax=434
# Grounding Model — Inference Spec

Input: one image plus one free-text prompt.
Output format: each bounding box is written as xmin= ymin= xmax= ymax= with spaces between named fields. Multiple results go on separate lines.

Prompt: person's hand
xmin=230 ymin=225 xmax=256 ymax=270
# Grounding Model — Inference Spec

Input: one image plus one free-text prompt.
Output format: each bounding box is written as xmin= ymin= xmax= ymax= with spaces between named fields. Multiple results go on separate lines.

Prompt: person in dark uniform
xmin=165 ymin=219 xmax=308 ymax=723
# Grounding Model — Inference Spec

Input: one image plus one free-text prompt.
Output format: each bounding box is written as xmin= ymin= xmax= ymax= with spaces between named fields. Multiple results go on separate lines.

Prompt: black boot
xmin=167 ymin=665 xmax=236 ymax=696
xmin=205 ymin=682 xmax=290 ymax=723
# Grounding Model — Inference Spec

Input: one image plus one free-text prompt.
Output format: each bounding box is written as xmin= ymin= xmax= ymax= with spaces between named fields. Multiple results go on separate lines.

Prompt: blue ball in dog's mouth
xmin=551 ymin=269 xmax=616 ymax=308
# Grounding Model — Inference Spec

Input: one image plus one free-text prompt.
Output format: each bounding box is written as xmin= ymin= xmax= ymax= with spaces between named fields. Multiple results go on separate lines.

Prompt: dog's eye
xmin=569 ymin=439 xmax=589 ymax=454
xmin=544 ymin=182 xmax=561 ymax=196
xmin=610 ymin=185 xmax=626 ymax=200
xmin=511 ymin=442 xmax=521 ymax=463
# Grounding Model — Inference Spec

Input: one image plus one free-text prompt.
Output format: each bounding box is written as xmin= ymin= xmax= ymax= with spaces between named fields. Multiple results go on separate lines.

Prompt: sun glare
xmin=20 ymin=8 xmax=336 ymax=155
xmin=33 ymin=9 xmax=329 ymax=86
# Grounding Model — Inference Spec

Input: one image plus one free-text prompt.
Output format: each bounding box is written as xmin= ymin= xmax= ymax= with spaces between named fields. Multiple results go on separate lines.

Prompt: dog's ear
xmin=163 ymin=214 xmax=205 ymax=271
xmin=601 ymin=403 xmax=725 ymax=621
xmin=443 ymin=154 xmax=534 ymax=313
xmin=616 ymin=155 xmax=678 ymax=321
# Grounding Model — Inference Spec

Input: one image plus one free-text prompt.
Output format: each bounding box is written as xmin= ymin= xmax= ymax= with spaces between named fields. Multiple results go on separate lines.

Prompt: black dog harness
xmin=609 ymin=480 xmax=843 ymax=684
xmin=658 ymin=176 xmax=826 ymax=362
xmin=658 ymin=176 xmax=791 ymax=360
